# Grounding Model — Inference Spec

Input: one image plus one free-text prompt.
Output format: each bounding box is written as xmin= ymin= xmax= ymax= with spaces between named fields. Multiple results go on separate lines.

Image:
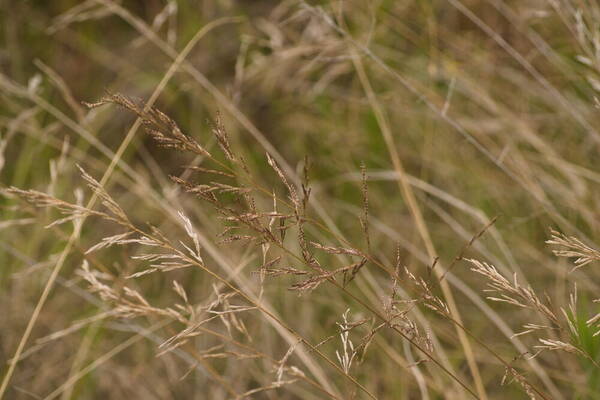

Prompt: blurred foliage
xmin=2 ymin=1 xmax=600 ymax=399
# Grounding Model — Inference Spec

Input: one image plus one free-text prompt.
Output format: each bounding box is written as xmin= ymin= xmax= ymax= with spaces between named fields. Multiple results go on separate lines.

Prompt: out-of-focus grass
xmin=2 ymin=1 xmax=600 ymax=399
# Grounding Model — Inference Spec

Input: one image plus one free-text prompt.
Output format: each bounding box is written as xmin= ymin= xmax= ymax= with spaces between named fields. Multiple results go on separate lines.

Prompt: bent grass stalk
xmin=82 ymin=94 xmax=558 ymax=399
xmin=0 ymin=18 xmax=239 ymax=398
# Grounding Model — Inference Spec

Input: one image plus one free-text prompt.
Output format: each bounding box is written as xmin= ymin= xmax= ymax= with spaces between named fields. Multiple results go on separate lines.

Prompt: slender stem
xmin=129 ymin=224 xmax=379 ymax=400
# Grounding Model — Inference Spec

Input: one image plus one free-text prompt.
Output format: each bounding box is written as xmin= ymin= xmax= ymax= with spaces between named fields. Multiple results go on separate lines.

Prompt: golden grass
xmin=2 ymin=1 xmax=600 ymax=399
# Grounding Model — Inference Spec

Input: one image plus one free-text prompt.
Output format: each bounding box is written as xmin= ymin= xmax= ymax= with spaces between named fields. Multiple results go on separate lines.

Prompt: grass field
xmin=1 ymin=1 xmax=600 ymax=399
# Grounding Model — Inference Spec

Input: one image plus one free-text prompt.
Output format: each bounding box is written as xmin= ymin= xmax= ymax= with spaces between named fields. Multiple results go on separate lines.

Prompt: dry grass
xmin=2 ymin=1 xmax=600 ymax=399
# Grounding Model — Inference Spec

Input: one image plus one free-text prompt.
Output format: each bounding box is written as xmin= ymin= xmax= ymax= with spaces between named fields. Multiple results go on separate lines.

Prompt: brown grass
xmin=2 ymin=1 xmax=600 ymax=399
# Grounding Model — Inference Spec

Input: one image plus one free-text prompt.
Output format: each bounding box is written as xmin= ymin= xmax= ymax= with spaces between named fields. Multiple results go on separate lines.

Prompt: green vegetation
xmin=1 ymin=1 xmax=600 ymax=399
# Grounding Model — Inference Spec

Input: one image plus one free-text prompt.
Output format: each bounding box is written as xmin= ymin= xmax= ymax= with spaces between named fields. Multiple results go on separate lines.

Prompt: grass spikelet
xmin=546 ymin=229 xmax=600 ymax=271
xmin=209 ymin=111 xmax=235 ymax=161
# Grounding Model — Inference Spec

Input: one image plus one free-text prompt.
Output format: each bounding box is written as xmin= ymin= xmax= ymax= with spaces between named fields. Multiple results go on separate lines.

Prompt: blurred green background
xmin=2 ymin=1 xmax=600 ymax=399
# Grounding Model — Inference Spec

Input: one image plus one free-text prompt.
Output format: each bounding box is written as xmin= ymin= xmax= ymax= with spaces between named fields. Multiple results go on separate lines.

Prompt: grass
xmin=1 ymin=1 xmax=600 ymax=399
